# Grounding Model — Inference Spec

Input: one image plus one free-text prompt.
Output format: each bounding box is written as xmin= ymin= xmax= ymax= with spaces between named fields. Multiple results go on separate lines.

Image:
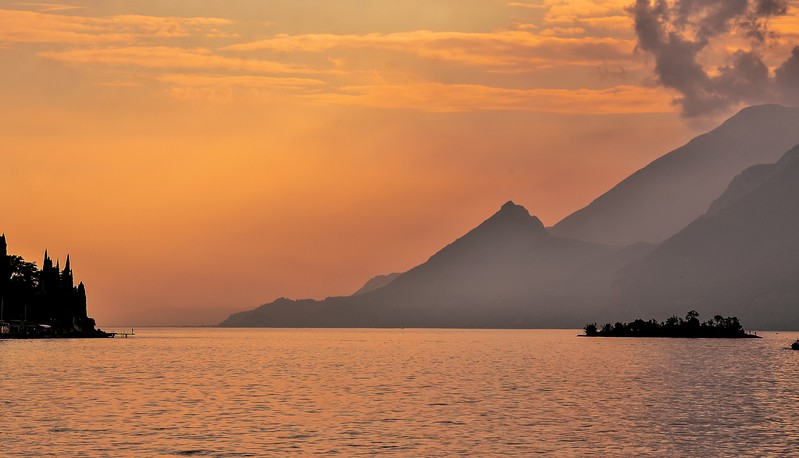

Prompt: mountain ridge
xmin=353 ymin=272 xmax=402 ymax=296
xmin=221 ymin=201 xmax=615 ymax=328
xmin=221 ymin=106 xmax=799 ymax=329
xmin=551 ymin=104 xmax=799 ymax=246
xmin=616 ymin=143 xmax=799 ymax=329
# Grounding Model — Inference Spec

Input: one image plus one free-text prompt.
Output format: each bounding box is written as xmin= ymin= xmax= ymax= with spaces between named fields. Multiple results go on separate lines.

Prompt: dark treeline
xmin=584 ymin=310 xmax=759 ymax=338
xmin=0 ymin=234 xmax=104 ymax=337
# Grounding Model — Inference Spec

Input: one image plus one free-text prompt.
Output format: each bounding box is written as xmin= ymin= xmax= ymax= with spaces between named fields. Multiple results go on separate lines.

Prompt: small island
xmin=0 ymin=234 xmax=110 ymax=338
xmin=583 ymin=310 xmax=760 ymax=338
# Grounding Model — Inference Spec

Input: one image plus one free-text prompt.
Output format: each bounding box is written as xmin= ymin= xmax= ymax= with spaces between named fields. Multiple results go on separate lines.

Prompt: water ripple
xmin=1 ymin=328 xmax=798 ymax=456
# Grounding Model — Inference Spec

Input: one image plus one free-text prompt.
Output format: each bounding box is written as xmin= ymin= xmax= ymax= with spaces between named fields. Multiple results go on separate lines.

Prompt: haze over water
xmin=2 ymin=329 xmax=798 ymax=456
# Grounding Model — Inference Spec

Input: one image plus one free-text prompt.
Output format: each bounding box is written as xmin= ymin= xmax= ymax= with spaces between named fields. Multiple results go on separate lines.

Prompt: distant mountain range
xmin=223 ymin=202 xmax=614 ymax=328
xmin=221 ymin=104 xmax=799 ymax=330
xmin=551 ymin=104 xmax=799 ymax=246
xmin=616 ymin=144 xmax=799 ymax=329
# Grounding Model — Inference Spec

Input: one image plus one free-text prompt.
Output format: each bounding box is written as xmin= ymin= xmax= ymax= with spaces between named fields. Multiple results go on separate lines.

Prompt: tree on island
xmin=583 ymin=310 xmax=756 ymax=338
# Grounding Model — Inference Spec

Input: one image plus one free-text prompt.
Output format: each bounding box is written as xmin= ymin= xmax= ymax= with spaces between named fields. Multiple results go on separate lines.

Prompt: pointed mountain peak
xmin=500 ymin=200 xmax=524 ymax=212
xmin=418 ymin=200 xmax=551 ymax=268
xmin=483 ymin=201 xmax=547 ymax=235
xmin=495 ymin=200 xmax=535 ymax=219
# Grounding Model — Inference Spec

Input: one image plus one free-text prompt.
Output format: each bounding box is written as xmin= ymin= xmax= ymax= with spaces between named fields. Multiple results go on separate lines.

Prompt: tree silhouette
xmin=8 ymin=256 xmax=39 ymax=290
xmin=0 ymin=236 xmax=105 ymax=337
xmin=583 ymin=311 xmax=757 ymax=338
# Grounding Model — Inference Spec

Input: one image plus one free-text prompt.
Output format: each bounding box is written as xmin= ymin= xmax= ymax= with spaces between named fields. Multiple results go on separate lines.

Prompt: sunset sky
xmin=2 ymin=0 xmax=797 ymax=325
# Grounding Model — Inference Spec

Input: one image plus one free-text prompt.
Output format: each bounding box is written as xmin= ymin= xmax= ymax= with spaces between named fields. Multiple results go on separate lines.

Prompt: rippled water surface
xmin=2 ymin=328 xmax=799 ymax=456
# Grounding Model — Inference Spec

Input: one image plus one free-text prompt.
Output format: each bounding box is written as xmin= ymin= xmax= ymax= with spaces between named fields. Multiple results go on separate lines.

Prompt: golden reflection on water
xmin=1 ymin=329 xmax=799 ymax=456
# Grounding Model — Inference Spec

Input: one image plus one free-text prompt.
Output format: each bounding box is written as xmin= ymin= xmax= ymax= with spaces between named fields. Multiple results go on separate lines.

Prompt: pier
xmin=109 ymin=329 xmax=135 ymax=338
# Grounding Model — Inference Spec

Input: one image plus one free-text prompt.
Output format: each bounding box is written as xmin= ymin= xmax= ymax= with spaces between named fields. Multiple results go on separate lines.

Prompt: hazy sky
xmin=1 ymin=0 xmax=797 ymax=325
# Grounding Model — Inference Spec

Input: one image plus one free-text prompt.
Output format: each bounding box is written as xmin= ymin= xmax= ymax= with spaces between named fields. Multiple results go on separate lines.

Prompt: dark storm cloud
xmin=629 ymin=0 xmax=798 ymax=117
xmin=754 ymin=0 xmax=789 ymax=16
xmin=775 ymin=47 xmax=799 ymax=105
xmin=715 ymin=50 xmax=772 ymax=100
xmin=672 ymin=0 xmax=749 ymax=43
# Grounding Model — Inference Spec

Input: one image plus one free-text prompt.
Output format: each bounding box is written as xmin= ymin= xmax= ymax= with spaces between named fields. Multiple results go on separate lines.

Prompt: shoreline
xmin=578 ymin=334 xmax=762 ymax=339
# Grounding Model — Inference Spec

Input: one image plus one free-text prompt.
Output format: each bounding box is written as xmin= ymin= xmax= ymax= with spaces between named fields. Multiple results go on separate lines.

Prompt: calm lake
xmin=2 ymin=328 xmax=799 ymax=456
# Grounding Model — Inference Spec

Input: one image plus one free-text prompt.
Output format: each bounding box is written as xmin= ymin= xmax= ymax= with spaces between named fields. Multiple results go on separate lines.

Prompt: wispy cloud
xmin=508 ymin=2 xmax=547 ymax=10
xmin=157 ymin=73 xmax=325 ymax=88
xmin=224 ymin=30 xmax=637 ymax=69
xmin=0 ymin=8 xmax=234 ymax=45
xmin=157 ymin=74 xmax=326 ymax=101
xmin=9 ymin=2 xmax=85 ymax=12
xmin=510 ymin=0 xmax=635 ymax=37
xmin=308 ymin=83 xmax=673 ymax=113
xmin=0 ymin=3 xmax=698 ymax=114
xmin=39 ymin=46 xmax=306 ymax=74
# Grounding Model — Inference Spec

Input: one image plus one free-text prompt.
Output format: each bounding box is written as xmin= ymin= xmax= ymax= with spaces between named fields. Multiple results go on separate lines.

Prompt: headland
xmin=0 ymin=234 xmax=109 ymax=338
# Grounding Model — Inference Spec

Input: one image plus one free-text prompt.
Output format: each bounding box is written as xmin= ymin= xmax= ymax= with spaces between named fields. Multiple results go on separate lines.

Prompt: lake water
xmin=2 ymin=328 xmax=799 ymax=456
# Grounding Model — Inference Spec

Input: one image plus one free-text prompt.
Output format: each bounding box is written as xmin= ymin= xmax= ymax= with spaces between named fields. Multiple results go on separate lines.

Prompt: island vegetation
xmin=0 ymin=234 xmax=108 ymax=338
xmin=583 ymin=310 xmax=760 ymax=338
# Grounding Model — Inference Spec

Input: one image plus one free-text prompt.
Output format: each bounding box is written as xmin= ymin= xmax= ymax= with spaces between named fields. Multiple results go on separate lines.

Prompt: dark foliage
xmin=0 ymin=234 xmax=103 ymax=337
xmin=584 ymin=310 xmax=758 ymax=338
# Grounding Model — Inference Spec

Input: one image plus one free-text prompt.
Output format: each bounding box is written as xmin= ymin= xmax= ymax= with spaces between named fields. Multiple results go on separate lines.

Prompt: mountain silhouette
xmin=616 ymin=144 xmax=799 ymax=329
xmin=352 ymin=272 xmax=401 ymax=296
xmin=222 ymin=106 xmax=799 ymax=329
xmin=706 ymin=145 xmax=799 ymax=216
xmin=551 ymin=105 xmax=799 ymax=246
xmin=221 ymin=202 xmax=614 ymax=328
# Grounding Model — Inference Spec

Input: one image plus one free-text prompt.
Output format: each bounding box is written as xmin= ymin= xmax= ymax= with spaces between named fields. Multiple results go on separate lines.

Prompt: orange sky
xmin=1 ymin=0 xmax=797 ymax=326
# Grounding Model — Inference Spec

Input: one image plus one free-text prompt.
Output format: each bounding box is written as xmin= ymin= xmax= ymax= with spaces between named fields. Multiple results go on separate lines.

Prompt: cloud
xmin=0 ymin=3 xmax=689 ymax=114
xmin=521 ymin=0 xmax=635 ymax=38
xmin=9 ymin=2 xmax=85 ymax=12
xmin=580 ymin=15 xmax=636 ymax=33
xmin=629 ymin=0 xmax=799 ymax=117
xmin=542 ymin=0 xmax=629 ymax=25
xmin=754 ymin=0 xmax=790 ymax=16
xmin=156 ymin=73 xmax=325 ymax=101
xmin=307 ymin=83 xmax=673 ymax=113
xmin=157 ymin=73 xmax=325 ymax=89
xmin=225 ymin=30 xmax=637 ymax=69
xmin=39 ymin=46 xmax=307 ymax=74
xmin=775 ymin=46 xmax=799 ymax=104
xmin=507 ymin=2 xmax=547 ymax=10
xmin=0 ymin=8 xmax=234 ymax=45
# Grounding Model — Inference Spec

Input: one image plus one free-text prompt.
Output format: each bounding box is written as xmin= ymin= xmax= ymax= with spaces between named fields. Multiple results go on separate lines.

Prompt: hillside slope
xmin=552 ymin=105 xmax=799 ymax=246
xmin=616 ymin=144 xmax=799 ymax=329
